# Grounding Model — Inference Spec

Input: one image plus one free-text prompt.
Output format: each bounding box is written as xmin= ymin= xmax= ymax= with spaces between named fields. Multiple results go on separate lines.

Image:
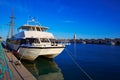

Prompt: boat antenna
xmin=10 ymin=9 xmax=15 ymax=38
xmin=26 ymin=16 xmax=41 ymax=26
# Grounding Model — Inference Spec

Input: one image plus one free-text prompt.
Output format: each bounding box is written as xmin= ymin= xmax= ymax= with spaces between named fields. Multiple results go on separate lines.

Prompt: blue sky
xmin=0 ymin=0 xmax=120 ymax=40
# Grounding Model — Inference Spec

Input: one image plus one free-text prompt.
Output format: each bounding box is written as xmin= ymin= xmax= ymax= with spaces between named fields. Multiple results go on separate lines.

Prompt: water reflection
xmin=22 ymin=57 xmax=64 ymax=80
xmin=74 ymin=42 xmax=77 ymax=58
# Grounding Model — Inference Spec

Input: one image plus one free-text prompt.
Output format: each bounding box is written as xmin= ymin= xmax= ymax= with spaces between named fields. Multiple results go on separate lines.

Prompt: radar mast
xmin=10 ymin=9 xmax=15 ymax=38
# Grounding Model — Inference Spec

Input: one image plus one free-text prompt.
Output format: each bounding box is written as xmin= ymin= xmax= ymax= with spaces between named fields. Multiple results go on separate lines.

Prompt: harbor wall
xmin=56 ymin=38 xmax=120 ymax=45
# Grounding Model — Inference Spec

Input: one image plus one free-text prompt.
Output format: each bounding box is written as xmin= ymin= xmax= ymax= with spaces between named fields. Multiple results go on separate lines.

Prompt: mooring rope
xmin=19 ymin=45 xmax=29 ymax=62
xmin=19 ymin=51 xmax=25 ymax=62
xmin=65 ymin=48 xmax=93 ymax=80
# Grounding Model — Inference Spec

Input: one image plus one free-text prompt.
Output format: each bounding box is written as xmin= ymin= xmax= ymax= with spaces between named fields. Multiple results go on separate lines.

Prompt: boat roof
xmin=18 ymin=25 xmax=48 ymax=31
xmin=14 ymin=31 xmax=54 ymax=39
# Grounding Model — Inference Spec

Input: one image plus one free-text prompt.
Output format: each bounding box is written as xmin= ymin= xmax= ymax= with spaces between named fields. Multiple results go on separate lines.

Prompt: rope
xmin=14 ymin=50 xmax=24 ymax=65
xmin=15 ymin=46 xmax=28 ymax=65
xmin=19 ymin=51 xmax=25 ymax=62
xmin=65 ymin=48 xmax=93 ymax=80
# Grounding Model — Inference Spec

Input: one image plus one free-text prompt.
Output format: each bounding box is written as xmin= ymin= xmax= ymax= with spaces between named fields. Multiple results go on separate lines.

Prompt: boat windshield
xmin=18 ymin=26 xmax=48 ymax=32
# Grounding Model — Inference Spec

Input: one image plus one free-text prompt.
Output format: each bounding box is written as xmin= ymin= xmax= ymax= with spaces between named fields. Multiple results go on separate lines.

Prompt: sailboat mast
xmin=10 ymin=9 xmax=15 ymax=38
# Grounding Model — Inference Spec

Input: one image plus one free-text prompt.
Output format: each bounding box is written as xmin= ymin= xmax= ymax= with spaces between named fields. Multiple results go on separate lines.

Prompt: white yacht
xmin=6 ymin=19 xmax=65 ymax=61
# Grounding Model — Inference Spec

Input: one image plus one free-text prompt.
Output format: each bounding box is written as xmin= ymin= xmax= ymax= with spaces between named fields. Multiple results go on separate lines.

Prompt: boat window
xmin=20 ymin=39 xmax=26 ymax=44
xmin=40 ymin=38 xmax=50 ymax=43
xmin=49 ymin=39 xmax=56 ymax=43
xmin=36 ymin=27 xmax=41 ymax=31
xmin=26 ymin=38 xmax=40 ymax=44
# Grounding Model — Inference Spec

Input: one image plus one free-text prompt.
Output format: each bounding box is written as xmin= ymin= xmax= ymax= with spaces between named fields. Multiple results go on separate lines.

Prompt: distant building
xmin=73 ymin=34 xmax=76 ymax=40
xmin=73 ymin=34 xmax=76 ymax=42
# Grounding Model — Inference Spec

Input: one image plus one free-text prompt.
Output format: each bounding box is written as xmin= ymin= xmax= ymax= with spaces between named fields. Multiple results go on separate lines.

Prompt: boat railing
xmin=26 ymin=19 xmax=41 ymax=26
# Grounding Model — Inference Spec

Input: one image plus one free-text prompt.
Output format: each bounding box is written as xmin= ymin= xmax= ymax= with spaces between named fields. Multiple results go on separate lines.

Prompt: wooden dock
xmin=1 ymin=49 xmax=36 ymax=80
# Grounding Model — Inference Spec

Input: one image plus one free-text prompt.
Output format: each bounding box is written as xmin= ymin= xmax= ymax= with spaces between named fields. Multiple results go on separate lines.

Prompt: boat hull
xmin=17 ymin=46 xmax=64 ymax=61
xmin=6 ymin=42 xmax=65 ymax=61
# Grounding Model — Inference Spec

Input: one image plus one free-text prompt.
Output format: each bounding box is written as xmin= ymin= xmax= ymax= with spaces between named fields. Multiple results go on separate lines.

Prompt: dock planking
xmin=4 ymin=49 xmax=36 ymax=80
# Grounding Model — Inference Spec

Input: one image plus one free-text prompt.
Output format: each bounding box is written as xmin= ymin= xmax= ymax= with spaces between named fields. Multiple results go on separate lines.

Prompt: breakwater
xmin=56 ymin=38 xmax=120 ymax=45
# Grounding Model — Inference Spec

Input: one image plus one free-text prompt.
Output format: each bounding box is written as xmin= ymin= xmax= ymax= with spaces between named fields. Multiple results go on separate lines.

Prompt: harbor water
xmin=22 ymin=43 xmax=120 ymax=80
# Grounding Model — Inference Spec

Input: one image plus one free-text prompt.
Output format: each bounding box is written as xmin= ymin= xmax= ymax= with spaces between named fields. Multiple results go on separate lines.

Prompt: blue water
xmin=55 ymin=43 xmax=120 ymax=80
xmin=23 ymin=43 xmax=120 ymax=80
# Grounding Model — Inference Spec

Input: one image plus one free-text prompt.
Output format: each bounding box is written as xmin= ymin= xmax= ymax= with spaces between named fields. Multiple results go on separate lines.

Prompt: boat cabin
xmin=6 ymin=38 xmax=53 ymax=45
xmin=18 ymin=25 xmax=48 ymax=32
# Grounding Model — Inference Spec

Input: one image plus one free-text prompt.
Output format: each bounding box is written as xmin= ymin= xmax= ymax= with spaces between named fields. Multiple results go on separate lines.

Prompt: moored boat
xmin=6 ymin=14 xmax=65 ymax=61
